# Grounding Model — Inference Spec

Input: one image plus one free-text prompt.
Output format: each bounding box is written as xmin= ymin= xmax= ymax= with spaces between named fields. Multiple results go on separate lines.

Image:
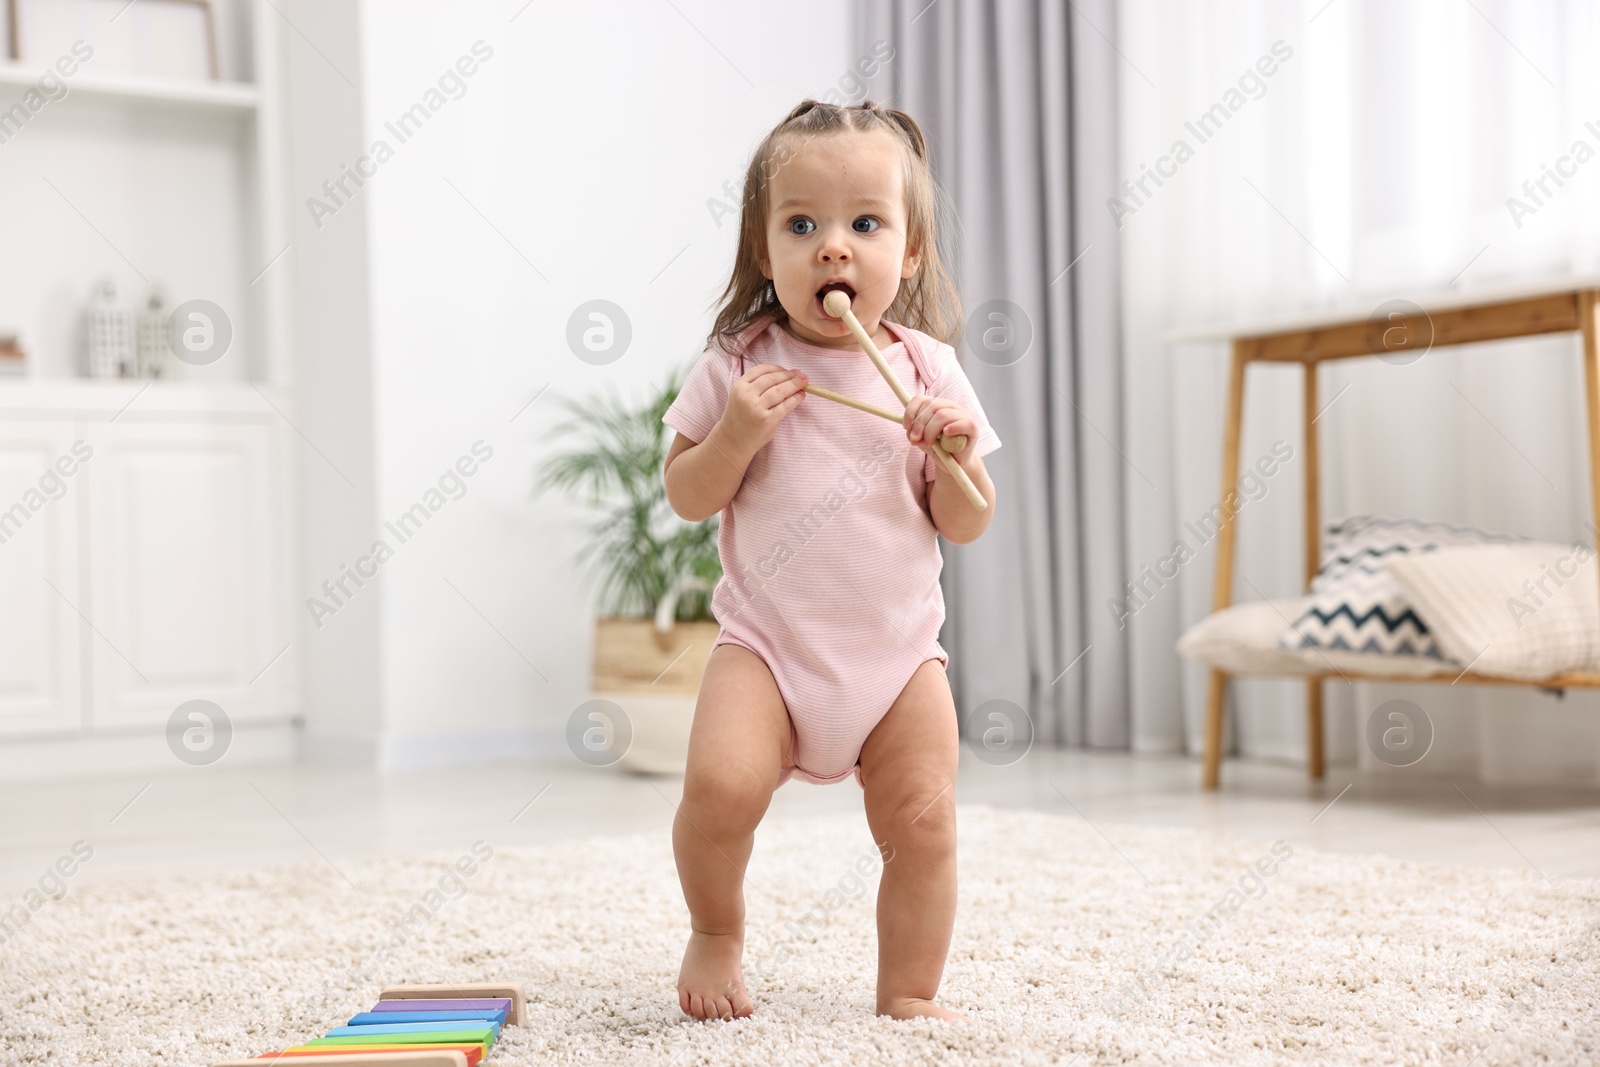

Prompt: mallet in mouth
xmin=820 ymin=289 xmax=986 ymax=511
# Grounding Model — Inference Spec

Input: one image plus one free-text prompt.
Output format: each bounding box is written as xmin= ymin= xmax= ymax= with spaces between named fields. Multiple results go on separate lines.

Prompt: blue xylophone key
xmin=347 ymin=1010 xmax=507 ymax=1027
xmin=325 ymin=1020 xmax=501 ymax=1041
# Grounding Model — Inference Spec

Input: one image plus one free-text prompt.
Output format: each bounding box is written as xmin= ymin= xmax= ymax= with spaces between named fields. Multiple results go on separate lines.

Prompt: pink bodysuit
xmin=662 ymin=313 xmax=1001 ymax=787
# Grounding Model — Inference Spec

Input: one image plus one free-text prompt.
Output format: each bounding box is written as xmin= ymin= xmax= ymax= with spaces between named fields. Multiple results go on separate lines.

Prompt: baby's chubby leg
xmin=858 ymin=658 xmax=967 ymax=1023
xmin=672 ymin=642 xmax=792 ymax=1021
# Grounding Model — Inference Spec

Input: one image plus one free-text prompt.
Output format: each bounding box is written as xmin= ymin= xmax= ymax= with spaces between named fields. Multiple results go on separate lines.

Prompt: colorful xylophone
xmin=215 ymin=983 xmax=527 ymax=1067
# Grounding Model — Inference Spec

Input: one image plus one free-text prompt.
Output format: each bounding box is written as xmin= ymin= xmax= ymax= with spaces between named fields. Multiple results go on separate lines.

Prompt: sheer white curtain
xmin=1117 ymin=0 xmax=1600 ymax=781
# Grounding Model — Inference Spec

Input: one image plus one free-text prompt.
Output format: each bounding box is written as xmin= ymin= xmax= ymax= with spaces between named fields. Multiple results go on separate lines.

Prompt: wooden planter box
xmin=591 ymin=616 xmax=719 ymax=775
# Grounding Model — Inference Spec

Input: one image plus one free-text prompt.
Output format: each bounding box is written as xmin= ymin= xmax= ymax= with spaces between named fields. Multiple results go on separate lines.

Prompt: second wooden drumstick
xmin=802 ymin=382 xmax=968 ymax=455
xmin=821 ymin=290 xmax=987 ymax=511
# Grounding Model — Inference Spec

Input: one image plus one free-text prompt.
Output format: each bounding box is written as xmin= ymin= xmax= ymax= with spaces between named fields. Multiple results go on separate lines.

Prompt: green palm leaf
xmin=533 ymin=360 xmax=721 ymax=621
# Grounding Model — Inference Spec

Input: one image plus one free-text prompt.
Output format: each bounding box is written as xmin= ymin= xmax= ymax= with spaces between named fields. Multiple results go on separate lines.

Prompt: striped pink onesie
xmin=662 ymin=313 xmax=1001 ymax=787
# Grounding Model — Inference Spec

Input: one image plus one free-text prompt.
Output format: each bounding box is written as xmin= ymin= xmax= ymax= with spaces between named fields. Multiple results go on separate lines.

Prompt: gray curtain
xmin=856 ymin=0 xmax=1128 ymax=748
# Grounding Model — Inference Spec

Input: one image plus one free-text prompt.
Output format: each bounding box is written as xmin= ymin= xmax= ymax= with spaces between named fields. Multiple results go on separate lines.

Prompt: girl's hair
xmin=704 ymin=99 xmax=962 ymax=355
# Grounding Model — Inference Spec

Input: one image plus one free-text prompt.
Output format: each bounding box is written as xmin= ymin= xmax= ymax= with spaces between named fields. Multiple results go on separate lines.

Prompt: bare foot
xmin=877 ymin=996 xmax=968 ymax=1022
xmin=678 ymin=930 xmax=755 ymax=1021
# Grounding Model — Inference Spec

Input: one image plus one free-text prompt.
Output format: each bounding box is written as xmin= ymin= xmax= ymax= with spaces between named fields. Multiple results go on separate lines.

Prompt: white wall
xmin=284 ymin=0 xmax=386 ymax=761
xmin=292 ymin=0 xmax=860 ymax=764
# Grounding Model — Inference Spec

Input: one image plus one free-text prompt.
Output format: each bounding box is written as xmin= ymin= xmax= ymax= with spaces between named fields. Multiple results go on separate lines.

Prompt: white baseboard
xmin=1 ymin=724 xmax=576 ymax=780
xmin=297 ymin=725 xmax=570 ymax=769
xmin=0 ymin=722 xmax=300 ymax=782
xmin=297 ymin=729 xmax=381 ymax=766
xmin=378 ymin=726 xmax=569 ymax=769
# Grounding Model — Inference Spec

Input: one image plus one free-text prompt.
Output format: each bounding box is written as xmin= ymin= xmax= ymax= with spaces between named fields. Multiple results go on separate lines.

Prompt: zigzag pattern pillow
xmin=1276 ymin=516 xmax=1524 ymax=661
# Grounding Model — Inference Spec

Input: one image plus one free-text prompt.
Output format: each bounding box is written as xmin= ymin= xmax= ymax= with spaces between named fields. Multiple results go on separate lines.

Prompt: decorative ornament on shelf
xmin=137 ymin=283 xmax=175 ymax=378
xmin=0 ymin=330 xmax=24 ymax=377
xmin=84 ymin=276 xmax=134 ymax=379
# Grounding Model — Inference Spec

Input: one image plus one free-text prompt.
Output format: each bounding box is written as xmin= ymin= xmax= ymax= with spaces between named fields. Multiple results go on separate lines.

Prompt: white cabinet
xmin=0 ymin=384 xmax=298 ymax=744
xmin=86 ymin=419 xmax=291 ymax=728
xmin=0 ymin=420 xmax=86 ymax=736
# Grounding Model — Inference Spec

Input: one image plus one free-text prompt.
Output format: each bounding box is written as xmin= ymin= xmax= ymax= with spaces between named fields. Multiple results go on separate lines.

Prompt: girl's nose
xmin=818 ymin=225 xmax=851 ymax=263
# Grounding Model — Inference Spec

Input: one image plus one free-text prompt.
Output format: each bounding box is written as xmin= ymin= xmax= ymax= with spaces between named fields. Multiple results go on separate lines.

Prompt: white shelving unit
xmin=0 ymin=61 xmax=260 ymax=114
xmin=0 ymin=0 xmax=302 ymax=777
xmin=0 ymin=0 xmax=291 ymax=388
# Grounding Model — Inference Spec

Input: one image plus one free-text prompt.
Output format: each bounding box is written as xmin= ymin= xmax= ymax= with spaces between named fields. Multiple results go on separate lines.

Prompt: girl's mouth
xmin=814 ymin=281 xmax=855 ymax=318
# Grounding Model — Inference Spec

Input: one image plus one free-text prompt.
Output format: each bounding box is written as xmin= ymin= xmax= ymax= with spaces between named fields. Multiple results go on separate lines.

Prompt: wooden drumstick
xmin=821 ymin=290 xmax=986 ymax=511
xmin=802 ymin=382 xmax=968 ymax=454
xmin=799 ymin=322 xmax=967 ymax=451
xmin=802 ymin=383 xmax=901 ymax=424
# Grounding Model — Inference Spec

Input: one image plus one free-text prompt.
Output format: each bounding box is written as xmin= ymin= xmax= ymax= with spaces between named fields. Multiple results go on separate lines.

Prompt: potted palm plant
xmin=533 ymin=361 xmax=722 ymax=774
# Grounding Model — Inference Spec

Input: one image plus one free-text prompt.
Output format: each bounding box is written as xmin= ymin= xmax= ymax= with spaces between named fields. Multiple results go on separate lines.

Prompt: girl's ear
xmin=901 ymin=245 xmax=921 ymax=279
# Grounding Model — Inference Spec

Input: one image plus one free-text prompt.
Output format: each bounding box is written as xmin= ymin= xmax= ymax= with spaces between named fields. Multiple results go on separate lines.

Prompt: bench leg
xmin=1203 ymin=668 xmax=1228 ymax=789
xmin=1306 ymin=677 xmax=1325 ymax=779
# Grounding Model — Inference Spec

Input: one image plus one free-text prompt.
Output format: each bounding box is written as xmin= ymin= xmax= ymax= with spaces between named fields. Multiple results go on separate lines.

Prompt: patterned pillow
xmin=1276 ymin=516 xmax=1524 ymax=661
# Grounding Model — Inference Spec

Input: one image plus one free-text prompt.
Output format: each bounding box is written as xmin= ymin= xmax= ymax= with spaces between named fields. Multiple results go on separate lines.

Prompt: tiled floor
xmin=3 ymin=749 xmax=1598 ymax=889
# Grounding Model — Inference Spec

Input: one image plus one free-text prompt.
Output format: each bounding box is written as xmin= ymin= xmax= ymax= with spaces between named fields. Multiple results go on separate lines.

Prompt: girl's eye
xmin=853 ymin=217 xmax=880 ymax=233
xmin=788 ymin=217 xmax=815 ymax=236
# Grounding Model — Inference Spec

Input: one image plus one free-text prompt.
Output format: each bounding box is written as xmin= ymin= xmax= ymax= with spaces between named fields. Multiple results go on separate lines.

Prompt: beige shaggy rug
xmin=1 ymin=804 xmax=1597 ymax=1066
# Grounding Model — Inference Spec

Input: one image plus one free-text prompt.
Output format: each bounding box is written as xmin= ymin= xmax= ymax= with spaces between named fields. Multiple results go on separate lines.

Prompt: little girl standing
xmin=661 ymin=99 xmax=1001 ymax=1023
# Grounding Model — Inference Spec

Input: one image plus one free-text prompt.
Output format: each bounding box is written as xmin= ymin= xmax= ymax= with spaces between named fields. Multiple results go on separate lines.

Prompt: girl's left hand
xmin=903 ymin=395 xmax=976 ymax=464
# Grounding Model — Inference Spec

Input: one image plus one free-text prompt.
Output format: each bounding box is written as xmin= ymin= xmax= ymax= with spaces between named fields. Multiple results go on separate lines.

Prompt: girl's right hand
xmin=717 ymin=364 xmax=809 ymax=457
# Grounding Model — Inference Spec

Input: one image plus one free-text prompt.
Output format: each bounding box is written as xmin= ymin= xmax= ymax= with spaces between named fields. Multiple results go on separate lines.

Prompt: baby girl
xmin=661 ymin=99 xmax=1001 ymax=1023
